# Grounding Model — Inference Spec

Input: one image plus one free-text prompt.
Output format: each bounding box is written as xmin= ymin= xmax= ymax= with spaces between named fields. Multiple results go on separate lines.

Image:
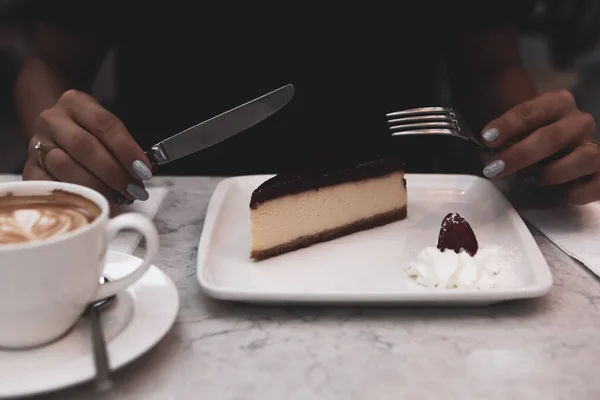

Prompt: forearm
xmin=454 ymin=63 xmax=537 ymax=132
xmin=446 ymin=25 xmax=538 ymax=132
xmin=14 ymin=22 xmax=108 ymax=141
xmin=14 ymin=56 xmax=72 ymax=140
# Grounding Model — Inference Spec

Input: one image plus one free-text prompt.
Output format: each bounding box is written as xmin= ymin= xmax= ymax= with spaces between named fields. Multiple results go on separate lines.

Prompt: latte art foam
xmin=0 ymin=191 xmax=101 ymax=245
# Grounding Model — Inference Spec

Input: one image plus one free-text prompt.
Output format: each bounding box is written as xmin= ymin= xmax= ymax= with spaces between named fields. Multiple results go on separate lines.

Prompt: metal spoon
xmin=86 ymin=276 xmax=116 ymax=392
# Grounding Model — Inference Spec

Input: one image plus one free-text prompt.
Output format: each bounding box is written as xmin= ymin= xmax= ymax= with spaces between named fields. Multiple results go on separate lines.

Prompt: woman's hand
xmin=22 ymin=90 xmax=154 ymax=204
xmin=480 ymin=89 xmax=599 ymax=205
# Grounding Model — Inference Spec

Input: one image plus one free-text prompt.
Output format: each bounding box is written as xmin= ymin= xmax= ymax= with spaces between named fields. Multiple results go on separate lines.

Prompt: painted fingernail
xmin=483 ymin=159 xmax=505 ymax=178
xmin=482 ymin=127 xmax=500 ymax=143
xmin=132 ymin=160 xmax=153 ymax=180
xmin=126 ymin=183 xmax=149 ymax=201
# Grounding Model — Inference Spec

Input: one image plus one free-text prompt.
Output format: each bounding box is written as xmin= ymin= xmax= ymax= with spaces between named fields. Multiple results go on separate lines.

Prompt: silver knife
xmin=144 ymin=84 xmax=295 ymax=172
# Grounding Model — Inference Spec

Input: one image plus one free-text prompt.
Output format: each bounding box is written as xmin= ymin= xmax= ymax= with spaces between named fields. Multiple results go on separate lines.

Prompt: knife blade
xmin=144 ymin=84 xmax=295 ymax=172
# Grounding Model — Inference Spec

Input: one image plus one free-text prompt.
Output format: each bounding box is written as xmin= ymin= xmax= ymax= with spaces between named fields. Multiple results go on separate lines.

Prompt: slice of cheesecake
xmin=249 ymin=158 xmax=407 ymax=260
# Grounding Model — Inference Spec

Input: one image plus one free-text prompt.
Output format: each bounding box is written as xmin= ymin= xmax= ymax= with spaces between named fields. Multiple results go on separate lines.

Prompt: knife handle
xmin=144 ymin=150 xmax=160 ymax=175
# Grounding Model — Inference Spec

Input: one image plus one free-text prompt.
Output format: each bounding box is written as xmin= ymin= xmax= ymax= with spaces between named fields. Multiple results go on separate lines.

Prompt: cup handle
xmin=90 ymin=213 xmax=159 ymax=303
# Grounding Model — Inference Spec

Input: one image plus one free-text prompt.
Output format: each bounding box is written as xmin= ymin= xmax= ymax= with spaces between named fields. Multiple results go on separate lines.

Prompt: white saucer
xmin=0 ymin=251 xmax=179 ymax=399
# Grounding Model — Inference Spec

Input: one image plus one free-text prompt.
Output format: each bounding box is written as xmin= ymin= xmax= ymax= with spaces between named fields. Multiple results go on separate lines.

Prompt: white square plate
xmin=196 ymin=174 xmax=553 ymax=306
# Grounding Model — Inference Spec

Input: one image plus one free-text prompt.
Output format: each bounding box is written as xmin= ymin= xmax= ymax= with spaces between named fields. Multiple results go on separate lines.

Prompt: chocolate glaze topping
xmin=250 ymin=157 xmax=405 ymax=209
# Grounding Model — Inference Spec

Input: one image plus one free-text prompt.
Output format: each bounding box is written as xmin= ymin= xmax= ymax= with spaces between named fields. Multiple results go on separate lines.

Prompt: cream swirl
xmin=0 ymin=191 xmax=101 ymax=245
xmin=0 ymin=209 xmax=90 ymax=244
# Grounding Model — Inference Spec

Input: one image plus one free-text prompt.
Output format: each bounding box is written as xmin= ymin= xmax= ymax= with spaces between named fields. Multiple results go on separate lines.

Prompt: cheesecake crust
xmin=250 ymin=205 xmax=407 ymax=261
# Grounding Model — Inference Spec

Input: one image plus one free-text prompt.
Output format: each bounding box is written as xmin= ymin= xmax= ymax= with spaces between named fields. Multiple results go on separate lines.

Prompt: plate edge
xmin=195 ymin=173 xmax=554 ymax=300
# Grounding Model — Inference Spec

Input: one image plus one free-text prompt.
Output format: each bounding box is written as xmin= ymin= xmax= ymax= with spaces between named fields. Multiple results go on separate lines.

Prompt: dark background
xmin=1 ymin=0 xmax=600 ymax=175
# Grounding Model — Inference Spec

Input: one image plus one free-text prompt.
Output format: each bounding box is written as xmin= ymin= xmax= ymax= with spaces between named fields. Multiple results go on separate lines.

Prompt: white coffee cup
xmin=0 ymin=181 xmax=159 ymax=349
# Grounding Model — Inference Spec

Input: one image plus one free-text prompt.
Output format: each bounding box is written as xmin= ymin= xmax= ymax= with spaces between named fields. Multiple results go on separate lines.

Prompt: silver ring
xmin=33 ymin=140 xmax=49 ymax=171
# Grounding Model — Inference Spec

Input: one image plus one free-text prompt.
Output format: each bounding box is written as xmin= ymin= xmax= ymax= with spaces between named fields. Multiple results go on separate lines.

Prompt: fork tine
xmin=386 ymin=107 xmax=454 ymax=118
xmin=389 ymin=122 xmax=455 ymax=131
xmin=390 ymin=128 xmax=468 ymax=140
xmin=387 ymin=115 xmax=456 ymax=124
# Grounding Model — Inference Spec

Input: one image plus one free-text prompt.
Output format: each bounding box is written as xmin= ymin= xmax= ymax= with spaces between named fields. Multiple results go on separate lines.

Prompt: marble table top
xmin=35 ymin=176 xmax=600 ymax=400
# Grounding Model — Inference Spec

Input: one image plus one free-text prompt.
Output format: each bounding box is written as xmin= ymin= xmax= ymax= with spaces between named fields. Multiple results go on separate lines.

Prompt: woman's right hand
xmin=22 ymin=90 xmax=154 ymax=204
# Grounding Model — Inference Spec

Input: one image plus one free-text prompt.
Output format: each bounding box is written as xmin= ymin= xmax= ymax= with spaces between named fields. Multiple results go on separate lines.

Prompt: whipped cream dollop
xmin=406 ymin=245 xmax=516 ymax=289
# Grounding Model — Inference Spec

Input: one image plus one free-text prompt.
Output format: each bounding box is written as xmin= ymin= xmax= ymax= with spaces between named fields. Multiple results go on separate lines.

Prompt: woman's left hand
xmin=480 ymin=89 xmax=600 ymax=205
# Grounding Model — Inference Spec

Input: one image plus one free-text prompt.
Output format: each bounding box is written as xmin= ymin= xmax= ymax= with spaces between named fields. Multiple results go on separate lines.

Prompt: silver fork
xmin=386 ymin=107 xmax=489 ymax=150
xmin=387 ymin=106 xmax=559 ymax=187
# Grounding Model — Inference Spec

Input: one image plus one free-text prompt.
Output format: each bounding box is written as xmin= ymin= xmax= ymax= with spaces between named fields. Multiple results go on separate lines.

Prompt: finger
xmin=538 ymin=142 xmax=600 ymax=185
xmin=480 ymin=90 xmax=578 ymax=147
xmin=26 ymin=138 xmax=133 ymax=205
xmin=22 ymin=160 xmax=54 ymax=181
xmin=482 ymin=112 xmax=594 ymax=179
xmin=36 ymin=108 xmax=149 ymax=201
xmin=27 ymin=137 xmax=59 ymax=178
xmin=43 ymin=146 xmax=133 ymax=205
xmin=564 ymin=173 xmax=600 ymax=205
xmin=58 ymin=90 xmax=153 ymax=181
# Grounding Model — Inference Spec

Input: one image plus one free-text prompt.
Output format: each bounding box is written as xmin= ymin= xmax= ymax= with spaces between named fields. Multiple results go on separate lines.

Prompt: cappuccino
xmin=0 ymin=190 xmax=101 ymax=244
xmin=0 ymin=180 xmax=159 ymax=349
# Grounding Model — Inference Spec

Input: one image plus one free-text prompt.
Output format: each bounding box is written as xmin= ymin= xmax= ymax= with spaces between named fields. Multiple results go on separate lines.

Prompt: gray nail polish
xmin=483 ymin=159 xmax=505 ymax=178
xmin=126 ymin=183 xmax=149 ymax=201
xmin=132 ymin=160 xmax=153 ymax=180
xmin=482 ymin=127 xmax=500 ymax=143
